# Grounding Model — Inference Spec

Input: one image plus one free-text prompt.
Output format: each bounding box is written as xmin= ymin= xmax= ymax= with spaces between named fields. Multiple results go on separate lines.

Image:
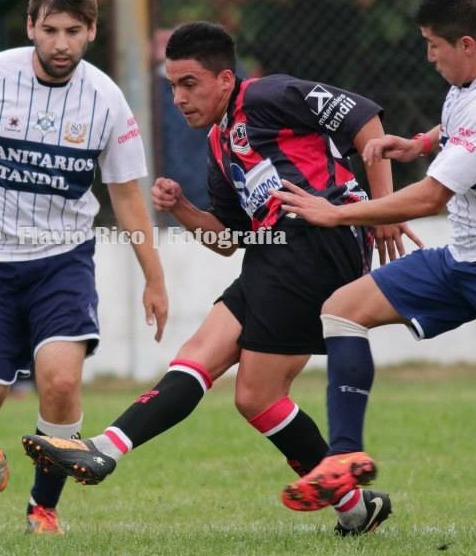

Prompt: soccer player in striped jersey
xmin=0 ymin=0 xmax=168 ymax=534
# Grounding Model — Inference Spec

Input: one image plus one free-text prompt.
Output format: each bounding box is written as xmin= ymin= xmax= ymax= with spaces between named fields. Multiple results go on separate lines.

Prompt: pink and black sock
xmin=249 ymin=396 xmax=328 ymax=476
xmin=103 ymin=359 xmax=212 ymax=451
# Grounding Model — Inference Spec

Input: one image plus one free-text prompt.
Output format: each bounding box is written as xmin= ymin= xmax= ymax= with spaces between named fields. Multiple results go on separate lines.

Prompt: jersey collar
xmin=219 ymin=77 xmax=242 ymax=131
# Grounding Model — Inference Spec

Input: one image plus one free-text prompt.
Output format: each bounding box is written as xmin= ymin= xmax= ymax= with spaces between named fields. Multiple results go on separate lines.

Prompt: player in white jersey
xmin=269 ymin=0 xmax=476 ymax=516
xmin=0 ymin=0 xmax=168 ymax=534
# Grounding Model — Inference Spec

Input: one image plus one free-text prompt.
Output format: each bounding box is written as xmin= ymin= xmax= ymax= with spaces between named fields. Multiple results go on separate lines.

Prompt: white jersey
xmin=0 ymin=47 xmax=147 ymax=261
xmin=427 ymin=80 xmax=476 ymax=262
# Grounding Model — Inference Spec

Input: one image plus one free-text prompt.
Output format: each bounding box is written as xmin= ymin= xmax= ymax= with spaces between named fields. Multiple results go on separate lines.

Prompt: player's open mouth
xmin=53 ymin=57 xmax=70 ymax=66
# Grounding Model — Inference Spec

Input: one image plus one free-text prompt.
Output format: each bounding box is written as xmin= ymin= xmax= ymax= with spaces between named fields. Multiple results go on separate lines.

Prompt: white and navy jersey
xmin=0 ymin=47 xmax=147 ymax=261
xmin=427 ymin=80 xmax=476 ymax=262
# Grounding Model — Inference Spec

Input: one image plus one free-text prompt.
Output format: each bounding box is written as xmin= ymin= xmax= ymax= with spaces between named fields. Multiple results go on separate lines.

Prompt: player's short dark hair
xmin=27 ymin=0 xmax=98 ymax=28
xmin=416 ymin=0 xmax=476 ymax=43
xmin=165 ymin=21 xmax=236 ymax=74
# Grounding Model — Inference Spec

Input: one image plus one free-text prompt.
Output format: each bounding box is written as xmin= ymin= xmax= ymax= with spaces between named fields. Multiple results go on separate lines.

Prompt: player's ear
xmin=218 ymin=68 xmax=235 ymax=91
xmin=26 ymin=15 xmax=34 ymax=41
xmin=461 ymin=35 xmax=476 ymax=54
xmin=87 ymin=21 xmax=97 ymax=43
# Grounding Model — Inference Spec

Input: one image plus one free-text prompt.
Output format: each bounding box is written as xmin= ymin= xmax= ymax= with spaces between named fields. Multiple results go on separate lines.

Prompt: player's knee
xmin=321 ymin=290 xmax=342 ymax=315
xmin=321 ymin=313 xmax=369 ymax=339
xmin=235 ymin=389 xmax=261 ymax=420
xmin=40 ymin=373 xmax=81 ymax=403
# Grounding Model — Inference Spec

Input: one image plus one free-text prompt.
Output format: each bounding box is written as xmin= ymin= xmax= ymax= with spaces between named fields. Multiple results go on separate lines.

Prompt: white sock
xmin=334 ymin=489 xmax=367 ymax=529
xmin=90 ymin=427 xmax=132 ymax=462
xmin=37 ymin=413 xmax=83 ymax=439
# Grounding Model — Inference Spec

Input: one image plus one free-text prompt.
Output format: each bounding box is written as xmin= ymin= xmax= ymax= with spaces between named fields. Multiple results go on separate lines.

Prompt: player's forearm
xmin=366 ymin=161 xmax=394 ymax=199
xmin=354 ymin=115 xmax=394 ymax=198
xmin=335 ymin=178 xmax=449 ymax=226
xmin=108 ymin=181 xmax=165 ymax=283
xmin=172 ymin=197 xmax=238 ymax=256
xmin=412 ymin=124 xmax=441 ymax=156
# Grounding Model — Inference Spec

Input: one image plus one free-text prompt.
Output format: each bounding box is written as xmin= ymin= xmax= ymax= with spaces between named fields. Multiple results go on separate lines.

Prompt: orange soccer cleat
xmin=26 ymin=505 xmax=65 ymax=535
xmin=281 ymin=451 xmax=377 ymax=512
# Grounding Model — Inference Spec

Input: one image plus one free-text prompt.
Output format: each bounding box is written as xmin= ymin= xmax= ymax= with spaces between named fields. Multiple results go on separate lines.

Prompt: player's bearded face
xmin=33 ymin=38 xmax=89 ymax=80
xmin=27 ymin=11 xmax=96 ymax=83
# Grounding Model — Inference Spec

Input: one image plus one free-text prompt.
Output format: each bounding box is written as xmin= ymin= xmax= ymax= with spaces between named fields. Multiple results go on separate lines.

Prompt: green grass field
xmin=1 ymin=363 xmax=476 ymax=556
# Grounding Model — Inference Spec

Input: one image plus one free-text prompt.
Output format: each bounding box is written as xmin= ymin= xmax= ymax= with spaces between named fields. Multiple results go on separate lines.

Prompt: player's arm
xmin=152 ymin=177 xmax=239 ymax=257
xmin=363 ymin=124 xmax=441 ymax=165
xmin=353 ymin=115 xmax=425 ymax=261
xmin=273 ymin=176 xmax=453 ymax=227
xmin=108 ymin=180 xmax=168 ymax=341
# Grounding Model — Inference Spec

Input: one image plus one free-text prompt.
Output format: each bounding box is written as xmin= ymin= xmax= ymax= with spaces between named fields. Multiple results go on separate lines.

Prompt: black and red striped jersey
xmin=207 ymin=74 xmax=383 ymax=233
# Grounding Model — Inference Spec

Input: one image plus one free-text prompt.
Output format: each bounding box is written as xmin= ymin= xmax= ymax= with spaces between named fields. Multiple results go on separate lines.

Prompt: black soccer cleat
xmin=22 ymin=435 xmax=116 ymax=485
xmin=334 ymin=490 xmax=392 ymax=536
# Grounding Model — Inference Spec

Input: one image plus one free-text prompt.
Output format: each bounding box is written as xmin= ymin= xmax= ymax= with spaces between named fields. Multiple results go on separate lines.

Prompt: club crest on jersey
xmin=34 ymin=111 xmax=56 ymax=137
xmin=64 ymin=122 xmax=88 ymax=144
xmin=230 ymin=123 xmax=251 ymax=154
xmin=5 ymin=115 xmax=22 ymax=133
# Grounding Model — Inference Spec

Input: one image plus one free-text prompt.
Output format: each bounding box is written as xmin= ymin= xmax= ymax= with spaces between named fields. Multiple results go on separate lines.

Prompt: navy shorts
xmin=372 ymin=246 xmax=476 ymax=339
xmin=217 ymin=220 xmax=364 ymax=355
xmin=0 ymin=239 xmax=100 ymax=385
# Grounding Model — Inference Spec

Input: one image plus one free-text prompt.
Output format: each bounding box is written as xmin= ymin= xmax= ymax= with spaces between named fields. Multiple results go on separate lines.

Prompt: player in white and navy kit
xmin=0 ymin=0 xmax=168 ymax=533
xmin=272 ymin=0 xmax=476 ymax=519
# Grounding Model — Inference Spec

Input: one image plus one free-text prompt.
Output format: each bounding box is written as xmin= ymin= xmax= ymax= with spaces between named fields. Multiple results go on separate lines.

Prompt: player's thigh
xmin=176 ymin=301 xmax=241 ymax=379
xmin=235 ymin=350 xmax=310 ymax=418
xmin=28 ymin=242 xmax=99 ymax=358
xmin=322 ymin=274 xmax=404 ymax=327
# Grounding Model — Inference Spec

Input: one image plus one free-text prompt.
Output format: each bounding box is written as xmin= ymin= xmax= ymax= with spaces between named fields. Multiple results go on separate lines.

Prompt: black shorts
xmin=216 ymin=220 xmax=364 ymax=355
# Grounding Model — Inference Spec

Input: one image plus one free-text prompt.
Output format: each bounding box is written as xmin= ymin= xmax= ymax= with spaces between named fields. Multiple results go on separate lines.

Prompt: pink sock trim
xmin=104 ymin=429 xmax=129 ymax=454
xmin=249 ymin=397 xmax=297 ymax=435
xmin=169 ymin=358 xmax=213 ymax=390
xmin=335 ymin=489 xmax=361 ymax=512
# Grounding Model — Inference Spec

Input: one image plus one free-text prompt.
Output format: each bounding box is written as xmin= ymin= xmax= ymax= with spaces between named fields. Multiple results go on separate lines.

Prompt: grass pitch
xmin=1 ymin=363 xmax=476 ymax=555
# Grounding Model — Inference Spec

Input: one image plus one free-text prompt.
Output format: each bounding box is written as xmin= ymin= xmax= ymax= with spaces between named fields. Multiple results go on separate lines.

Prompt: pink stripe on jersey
xmin=249 ymin=397 xmax=298 ymax=436
xmin=169 ymin=359 xmax=213 ymax=390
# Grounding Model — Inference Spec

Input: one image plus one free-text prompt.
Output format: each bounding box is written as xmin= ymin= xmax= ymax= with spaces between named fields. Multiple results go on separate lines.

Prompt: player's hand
xmin=152 ymin=177 xmax=183 ymax=212
xmin=143 ymin=279 xmax=169 ymax=342
xmin=363 ymin=135 xmax=422 ymax=165
xmin=272 ymin=180 xmax=340 ymax=226
xmin=373 ymin=223 xmax=424 ymax=265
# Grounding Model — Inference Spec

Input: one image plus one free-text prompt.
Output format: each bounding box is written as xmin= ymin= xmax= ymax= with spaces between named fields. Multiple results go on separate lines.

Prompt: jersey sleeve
xmin=246 ymin=75 xmax=383 ymax=157
xmin=97 ymin=87 xmax=147 ymax=184
xmin=427 ymin=100 xmax=476 ymax=193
